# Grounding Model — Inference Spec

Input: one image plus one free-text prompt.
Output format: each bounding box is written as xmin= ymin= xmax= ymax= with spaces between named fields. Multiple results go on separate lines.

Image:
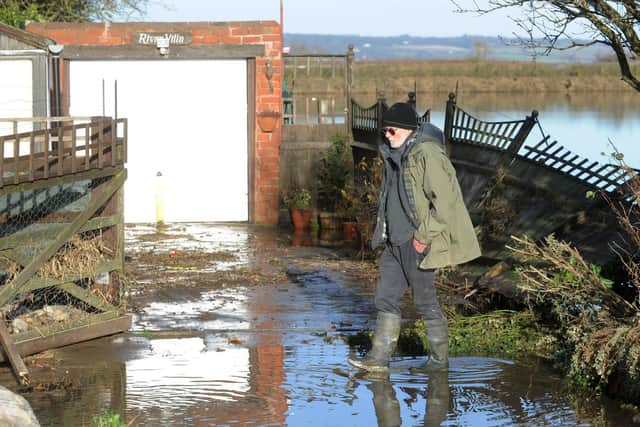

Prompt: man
xmin=348 ymin=102 xmax=481 ymax=372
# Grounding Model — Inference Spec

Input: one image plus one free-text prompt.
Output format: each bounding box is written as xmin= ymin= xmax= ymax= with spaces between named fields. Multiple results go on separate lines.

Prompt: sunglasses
xmin=383 ymin=127 xmax=396 ymax=136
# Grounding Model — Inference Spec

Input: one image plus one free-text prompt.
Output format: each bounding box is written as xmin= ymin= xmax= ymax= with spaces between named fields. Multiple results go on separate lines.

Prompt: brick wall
xmin=27 ymin=21 xmax=283 ymax=225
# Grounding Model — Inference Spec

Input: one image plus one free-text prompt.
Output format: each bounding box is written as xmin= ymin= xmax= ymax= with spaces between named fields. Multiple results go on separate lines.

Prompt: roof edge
xmin=0 ymin=21 xmax=53 ymax=49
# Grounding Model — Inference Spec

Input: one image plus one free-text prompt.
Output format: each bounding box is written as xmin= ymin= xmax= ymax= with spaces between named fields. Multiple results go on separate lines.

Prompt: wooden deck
xmin=0 ymin=116 xmax=127 ymax=188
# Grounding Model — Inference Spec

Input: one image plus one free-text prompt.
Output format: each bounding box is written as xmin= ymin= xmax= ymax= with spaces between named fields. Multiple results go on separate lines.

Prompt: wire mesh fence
xmin=0 ymin=174 xmax=123 ymax=339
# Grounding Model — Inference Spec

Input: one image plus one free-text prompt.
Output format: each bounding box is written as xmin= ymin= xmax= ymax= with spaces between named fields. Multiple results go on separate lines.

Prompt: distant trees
xmin=471 ymin=40 xmax=492 ymax=60
xmin=453 ymin=1 xmax=640 ymax=92
xmin=0 ymin=0 xmax=149 ymax=27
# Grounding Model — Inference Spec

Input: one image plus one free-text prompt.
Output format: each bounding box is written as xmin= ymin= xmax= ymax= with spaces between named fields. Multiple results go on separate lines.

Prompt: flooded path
xmin=0 ymin=224 xmax=636 ymax=426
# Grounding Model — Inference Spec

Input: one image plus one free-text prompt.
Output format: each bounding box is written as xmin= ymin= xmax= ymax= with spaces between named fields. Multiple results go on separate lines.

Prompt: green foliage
xmin=0 ymin=3 xmax=42 ymax=26
xmin=508 ymin=233 xmax=640 ymax=399
xmin=396 ymin=310 xmax=554 ymax=361
xmin=508 ymin=235 xmax=633 ymax=325
xmin=0 ymin=0 xmax=147 ymax=26
xmin=92 ymin=411 xmax=126 ymax=427
xmin=317 ymin=134 xmax=352 ymax=212
xmin=448 ymin=311 xmax=553 ymax=360
xmin=283 ymin=188 xmax=311 ymax=210
xmin=340 ymin=156 xmax=383 ymax=225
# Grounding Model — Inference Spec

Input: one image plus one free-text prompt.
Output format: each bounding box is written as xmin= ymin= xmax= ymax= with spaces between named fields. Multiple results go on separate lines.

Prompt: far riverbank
xmin=287 ymin=59 xmax=640 ymax=94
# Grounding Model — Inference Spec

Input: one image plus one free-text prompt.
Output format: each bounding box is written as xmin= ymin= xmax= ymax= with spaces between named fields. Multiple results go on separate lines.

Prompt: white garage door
xmin=0 ymin=60 xmax=33 ymax=136
xmin=69 ymin=60 xmax=248 ymax=223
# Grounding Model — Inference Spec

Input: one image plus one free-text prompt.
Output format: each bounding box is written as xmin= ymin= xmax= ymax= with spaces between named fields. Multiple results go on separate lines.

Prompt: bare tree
xmin=453 ymin=1 xmax=640 ymax=92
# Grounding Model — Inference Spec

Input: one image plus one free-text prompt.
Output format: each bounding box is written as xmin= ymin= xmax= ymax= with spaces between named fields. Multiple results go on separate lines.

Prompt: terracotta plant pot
xmin=257 ymin=110 xmax=281 ymax=133
xmin=290 ymin=208 xmax=313 ymax=230
xmin=342 ymin=221 xmax=358 ymax=241
xmin=292 ymin=229 xmax=313 ymax=246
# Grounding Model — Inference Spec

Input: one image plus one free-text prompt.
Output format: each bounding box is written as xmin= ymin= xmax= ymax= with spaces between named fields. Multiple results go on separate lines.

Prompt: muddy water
xmin=1 ymin=224 xmax=636 ymax=426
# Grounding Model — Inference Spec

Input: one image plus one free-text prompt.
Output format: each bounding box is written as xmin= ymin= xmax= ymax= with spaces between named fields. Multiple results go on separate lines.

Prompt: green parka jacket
xmin=371 ymin=123 xmax=481 ymax=269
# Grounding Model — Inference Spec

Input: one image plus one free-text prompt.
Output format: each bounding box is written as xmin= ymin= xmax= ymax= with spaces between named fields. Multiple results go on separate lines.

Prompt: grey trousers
xmin=375 ymin=239 xmax=444 ymax=320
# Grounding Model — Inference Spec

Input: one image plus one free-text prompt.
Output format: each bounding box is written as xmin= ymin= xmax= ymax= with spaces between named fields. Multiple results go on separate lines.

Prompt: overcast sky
xmin=141 ymin=0 xmax=522 ymax=37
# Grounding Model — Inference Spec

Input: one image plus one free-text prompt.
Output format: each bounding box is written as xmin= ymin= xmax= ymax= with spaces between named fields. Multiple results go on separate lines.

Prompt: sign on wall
xmin=133 ymin=32 xmax=193 ymax=45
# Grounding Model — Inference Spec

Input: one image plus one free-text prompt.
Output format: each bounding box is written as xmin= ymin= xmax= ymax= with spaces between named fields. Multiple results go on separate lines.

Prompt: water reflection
xmin=4 ymin=225 xmax=636 ymax=426
xmin=365 ymin=371 xmax=453 ymax=427
xmin=424 ymin=371 xmax=450 ymax=427
xmin=126 ymin=338 xmax=250 ymax=406
xmin=369 ymin=377 xmax=401 ymax=427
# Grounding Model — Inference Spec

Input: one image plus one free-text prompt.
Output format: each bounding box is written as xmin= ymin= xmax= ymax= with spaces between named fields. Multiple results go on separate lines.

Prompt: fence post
xmin=376 ymin=90 xmax=387 ymax=146
xmin=507 ymin=110 xmax=538 ymax=157
xmin=346 ymin=44 xmax=355 ymax=142
xmin=407 ymin=91 xmax=416 ymax=110
xmin=443 ymin=92 xmax=456 ymax=147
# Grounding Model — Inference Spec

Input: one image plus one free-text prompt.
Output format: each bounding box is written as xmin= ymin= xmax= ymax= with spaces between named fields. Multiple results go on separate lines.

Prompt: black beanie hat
xmin=382 ymin=102 xmax=418 ymax=130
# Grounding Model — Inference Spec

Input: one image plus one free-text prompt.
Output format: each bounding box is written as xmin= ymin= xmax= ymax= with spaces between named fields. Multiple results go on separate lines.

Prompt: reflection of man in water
xmin=423 ymin=371 xmax=450 ymax=426
xmin=368 ymin=371 xmax=451 ymax=427
xmin=349 ymin=103 xmax=480 ymax=373
xmin=368 ymin=379 xmax=401 ymax=427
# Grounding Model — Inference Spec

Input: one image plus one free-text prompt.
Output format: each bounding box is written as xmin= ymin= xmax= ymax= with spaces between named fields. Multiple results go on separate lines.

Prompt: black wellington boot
xmin=412 ymin=318 xmax=449 ymax=372
xmin=348 ymin=312 xmax=401 ymax=373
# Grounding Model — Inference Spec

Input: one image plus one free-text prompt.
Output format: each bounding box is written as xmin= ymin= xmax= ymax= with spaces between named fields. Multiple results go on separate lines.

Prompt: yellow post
xmin=155 ymin=171 xmax=164 ymax=226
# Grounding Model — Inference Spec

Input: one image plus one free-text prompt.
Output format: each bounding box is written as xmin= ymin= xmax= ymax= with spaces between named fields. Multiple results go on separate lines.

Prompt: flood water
xmin=302 ymin=90 xmax=640 ymax=168
xmin=1 ymin=224 xmax=636 ymax=426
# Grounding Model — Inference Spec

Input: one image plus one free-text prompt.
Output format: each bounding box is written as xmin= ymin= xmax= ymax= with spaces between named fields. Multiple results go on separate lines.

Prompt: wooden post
xmin=506 ymin=110 xmax=539 ymax=157
xmin=0 ymin=321 xmax=29 ymax=385
xmin=345 ymin=44 xmax=354 ymax=142
xmin=96 ymin=171 xmax=125 ymax=306
xmin=498 ymin=110 xmax=539 ymax=169
xmin=443 ymin=92 xmax=456 ymax=147
xmin=407 ymin=91 xmax=416 ymax=110
xmin=376 ymin=90 xmax=386 ymax=147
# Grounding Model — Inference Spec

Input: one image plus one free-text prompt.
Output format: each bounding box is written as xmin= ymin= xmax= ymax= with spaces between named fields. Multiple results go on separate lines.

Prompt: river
xmin=295 ymin=90 xmax=640 ymax=168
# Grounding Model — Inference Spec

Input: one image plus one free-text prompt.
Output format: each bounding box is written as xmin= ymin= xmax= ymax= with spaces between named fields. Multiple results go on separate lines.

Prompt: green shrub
xmin=283 ymin=188 xmax=312 ymax=210
xmin=92 ymin=411 xmax=126 ymax=427
xmin=317 ymin=133 xmax=352 ymax=211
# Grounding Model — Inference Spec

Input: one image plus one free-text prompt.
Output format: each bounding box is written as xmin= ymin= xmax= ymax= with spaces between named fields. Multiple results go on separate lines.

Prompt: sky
xmin=141 ymin=0 xmax=522 ymax=38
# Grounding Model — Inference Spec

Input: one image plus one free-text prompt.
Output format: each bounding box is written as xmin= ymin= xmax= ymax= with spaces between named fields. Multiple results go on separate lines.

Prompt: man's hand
xmin=413 ymin=238 xmax=428 ymax=254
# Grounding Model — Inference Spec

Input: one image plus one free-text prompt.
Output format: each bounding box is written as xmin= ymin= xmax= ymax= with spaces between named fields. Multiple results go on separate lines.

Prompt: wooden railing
xmin=522 ymin=137 xmax=635 ymax=196
xmin=282 ymin=48 xmax=355 ymax=126
xmin=0 ymin=117 xmax=127 ymax=188
xmin=444 ymin=93 xmax=537 ymax=157
xmin=442 ymin=93 xmax=637 ymax=197
xmin=351 ymin=93 xmax=431 ymax=146
xmin=351 ymin=91 xmax=638 ymax=199
xmin=283 ymin=95 xmax=347 ymax=125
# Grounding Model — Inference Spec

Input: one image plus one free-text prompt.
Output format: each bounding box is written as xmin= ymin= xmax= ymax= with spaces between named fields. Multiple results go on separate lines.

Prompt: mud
xmin=0 ymin=223 xmax=637 ymax=426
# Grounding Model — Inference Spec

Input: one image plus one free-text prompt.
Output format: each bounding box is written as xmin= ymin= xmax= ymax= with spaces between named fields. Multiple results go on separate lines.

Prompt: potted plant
xmin=257 ymin=110 xmax=281 ymax=133
xmin=344 ymin=156 xmax=384 ymax=248
xmin=338 ymin=187 xmax=359 ymax=242
xmin=283 ymin=188 xmax=313 ymax=230
xmin=317 ymin=133 xmax=352 ymax=229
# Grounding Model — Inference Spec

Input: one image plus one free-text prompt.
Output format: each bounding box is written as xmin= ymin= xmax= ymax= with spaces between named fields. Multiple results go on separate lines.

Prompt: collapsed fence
xmin=0 ymin=116 xmax=128 ymax=384
xmin=350 ymin=92 xmax=638 ymax=263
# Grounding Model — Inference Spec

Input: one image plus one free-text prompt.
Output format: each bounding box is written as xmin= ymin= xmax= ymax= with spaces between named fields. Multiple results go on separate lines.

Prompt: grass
xmin=353 ymin=59 xmax=637 ymax=79
xmin=92 ymin=411 xmax=126 ymax=427
xmin=285 ymin=58 xmax=640 ymax=94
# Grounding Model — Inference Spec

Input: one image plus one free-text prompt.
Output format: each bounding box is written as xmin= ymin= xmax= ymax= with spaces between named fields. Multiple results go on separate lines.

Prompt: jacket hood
xmin=413 ymin=122 xmax=444 ymax=145
xmin=379 ymin=122 xmax=444 ymax=157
